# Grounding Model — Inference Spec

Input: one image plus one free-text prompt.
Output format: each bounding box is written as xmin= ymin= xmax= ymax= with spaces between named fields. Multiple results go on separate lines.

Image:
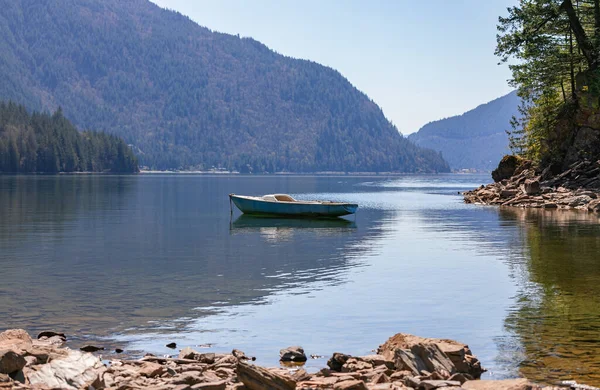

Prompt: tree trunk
xmin=570 ymin=29 xmax=576 ymax=99
xmin=561 ymin=0 xmax=597 ymax=70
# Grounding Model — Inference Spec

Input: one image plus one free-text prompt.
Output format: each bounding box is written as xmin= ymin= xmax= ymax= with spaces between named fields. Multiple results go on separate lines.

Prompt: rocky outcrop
xmin=0 ymin=329 xmax=592 ymax=390
xmin=492 ymin=155 xmax=528 ymax=183
xmin=464 ymin=157 xmax=600 ymax=211
xmin=377 ymin=334 xmax=484 ymax=379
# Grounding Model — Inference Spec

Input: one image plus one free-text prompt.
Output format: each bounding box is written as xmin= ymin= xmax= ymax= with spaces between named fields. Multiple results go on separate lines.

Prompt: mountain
xmin=408 ymin=91 xmax=520 ymax=171
xmin=0 ymin=0 xmax=448 ymax=173
xmin=0 ymin=101 xmax=138 ymax=173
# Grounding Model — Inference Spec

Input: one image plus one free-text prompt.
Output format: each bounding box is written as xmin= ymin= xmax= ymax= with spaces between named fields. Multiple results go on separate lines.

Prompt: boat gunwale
xmin=229 ymin=194 xmax=358 ymax=207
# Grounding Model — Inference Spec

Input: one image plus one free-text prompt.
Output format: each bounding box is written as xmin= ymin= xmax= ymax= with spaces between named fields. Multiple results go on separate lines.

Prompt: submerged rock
xmin=80 ymin=345 xmax=104 ymax=352
xmin=280 ymin=346 xmax=307 ymax=362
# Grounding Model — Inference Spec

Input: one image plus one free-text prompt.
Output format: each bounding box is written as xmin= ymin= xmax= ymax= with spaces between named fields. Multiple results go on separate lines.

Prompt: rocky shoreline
xmin=463 ymin=156 xmax=600 ymax=212
xmin=0 ymin=329 xmax=596 ymax=390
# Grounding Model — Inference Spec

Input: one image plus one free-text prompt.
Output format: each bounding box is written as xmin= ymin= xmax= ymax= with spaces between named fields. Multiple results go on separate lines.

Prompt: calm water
xmin=1 ymin=174 xmax=600 ymax=385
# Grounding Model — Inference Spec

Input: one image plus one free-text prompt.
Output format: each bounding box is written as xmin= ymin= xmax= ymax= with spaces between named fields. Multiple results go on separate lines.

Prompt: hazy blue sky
xmin=150 ymin=0 xmax=517 ymax=134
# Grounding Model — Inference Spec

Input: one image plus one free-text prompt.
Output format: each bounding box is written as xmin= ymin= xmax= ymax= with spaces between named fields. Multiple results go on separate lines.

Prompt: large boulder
xmin=492 ymin=155 xmax=525 ymax=183
xmin=26 ymin=349 xmax=105 ymax=390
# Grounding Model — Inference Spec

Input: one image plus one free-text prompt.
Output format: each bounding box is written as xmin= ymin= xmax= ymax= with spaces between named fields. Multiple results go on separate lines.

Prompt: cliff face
xmin=551 ymin=93 xmax=600 ymax=171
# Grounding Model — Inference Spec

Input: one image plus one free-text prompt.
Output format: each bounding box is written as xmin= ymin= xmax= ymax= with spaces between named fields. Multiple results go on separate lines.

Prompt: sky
xmin=150 ymin=0 xmax=517 ymax=135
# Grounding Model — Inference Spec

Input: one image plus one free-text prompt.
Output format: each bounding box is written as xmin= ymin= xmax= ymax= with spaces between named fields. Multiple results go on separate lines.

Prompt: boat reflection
xmin=230 ymin=215 xmax=356 ymax=242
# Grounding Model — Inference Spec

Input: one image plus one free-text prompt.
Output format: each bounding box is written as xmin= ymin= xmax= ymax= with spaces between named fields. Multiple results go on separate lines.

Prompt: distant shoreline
xmin=139 ymin=170 xmax=486 ymax=176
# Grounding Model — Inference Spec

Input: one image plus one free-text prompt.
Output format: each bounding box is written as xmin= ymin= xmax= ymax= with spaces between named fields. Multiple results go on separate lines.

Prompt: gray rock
xmin=279 ymin=345 xmax=307 ymax=362
xmin=522 ymin=179 xmax=541 ymax=195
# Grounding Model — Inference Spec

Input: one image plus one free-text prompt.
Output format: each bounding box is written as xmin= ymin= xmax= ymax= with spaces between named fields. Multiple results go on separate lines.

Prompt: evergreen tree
xmin=497 ymin=0 xmax=600 ymax=161
xmin=0 ymin=101 xmax=139 ymax=173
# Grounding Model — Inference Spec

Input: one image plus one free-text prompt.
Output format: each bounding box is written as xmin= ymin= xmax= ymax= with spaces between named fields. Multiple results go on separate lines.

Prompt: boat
xmin=229 ymin=193 xmax=358 ymax=218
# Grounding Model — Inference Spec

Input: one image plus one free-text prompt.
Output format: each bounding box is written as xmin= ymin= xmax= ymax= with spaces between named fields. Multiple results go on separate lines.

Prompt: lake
xmin=1 ymin=174 xmax=599 ymax=385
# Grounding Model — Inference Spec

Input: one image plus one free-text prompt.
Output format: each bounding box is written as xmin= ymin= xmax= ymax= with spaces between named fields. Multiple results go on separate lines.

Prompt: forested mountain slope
xmin=409 ymin=91 xmax=519 ymax=171
xmin=0 ymin=101 xmax=138 ymax=173
xmin=0 ymin=0 xmax=448 ymax=172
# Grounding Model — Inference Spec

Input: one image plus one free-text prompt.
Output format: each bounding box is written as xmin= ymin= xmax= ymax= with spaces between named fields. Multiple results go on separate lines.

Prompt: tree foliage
xmin=0 ymin=101 xmax=139 ymax=173
xmin=0 ymin=0 xmax=449 ymax=173
xmin=496 ymin=0 xmax=600 ymax=162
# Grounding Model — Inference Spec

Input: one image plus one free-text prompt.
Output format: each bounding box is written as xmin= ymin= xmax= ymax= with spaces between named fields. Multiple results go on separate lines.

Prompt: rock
xmin=418 ymin=380 xmax=461 ymax=389
xmin=448 ymin=373 xmax=471 ymax=384
xmin=0 ymin=350 xmax=26 ymax=375
xmin=115 ymin=348 xmax=124 ymax=353
xmin=370 ymin=372 xmax=390 ymax=384
xmin=588 ymin=199 xmax=600 ymax=212
xmin=403 ymin=376 xmax=421 ymax=388
xmin=410 ymin=343 xmax=454 ymax=378
xmin=334 ymin=379 xmax=369 ymax=390
xmin=170 ymin=372 xmax=204 ymax=386
xmin=191 ymin=380 xmax=227 ymax=390
xmin=378 ymin=333 xmax=483 ymax=379
xmin=232 ymin=349 xmax=248 ymax=360
xmin=179 ymin=348 xmax=216 ymax=364
xmin=167 ymin=342 xmax=178 ymax=349
xmin=358 ymin=355 xmax=394 ymax=369
xmin=500 ymin=189 xmax=519 ymax=198
xmin=522 ymin=179 xmax=541 ymax=195
xmin=342 ymin=358 xmax=373 ymax=372
xmin=462 ymin=379 xmax=543 ymax=390
xmin=237 ymin=361 xmax=296 ymax=390
xmin=139 ymin=361 xmax=165 ymax=377
xmin=328 ymin=353 xmax=352 ymax=372
xmin=393 ymin=349 xmax=426 ymax=375
xmin=27 ymin=349 xmax=104 ymax=390
xmin=0 ymin=330 xmax=32 ymax=353
xmin=492 ymin=155 xmax=525 ymax=183
xmin=280 ymin=346 xmax=307 ymax=362
xmin=80 ymin=345 xmax=104 ymax=352
xmin=36 ymin=331 xmax=66 ymax=340
xmin=298 ymin=377 xmax=340 ymax=388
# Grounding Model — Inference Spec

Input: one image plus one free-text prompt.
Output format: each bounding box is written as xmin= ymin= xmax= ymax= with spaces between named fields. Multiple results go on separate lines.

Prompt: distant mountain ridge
xmin=0 ymin=0 xmax=449 ymax=173
xmin=409 ymin=91 xmax=520 ymax=171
